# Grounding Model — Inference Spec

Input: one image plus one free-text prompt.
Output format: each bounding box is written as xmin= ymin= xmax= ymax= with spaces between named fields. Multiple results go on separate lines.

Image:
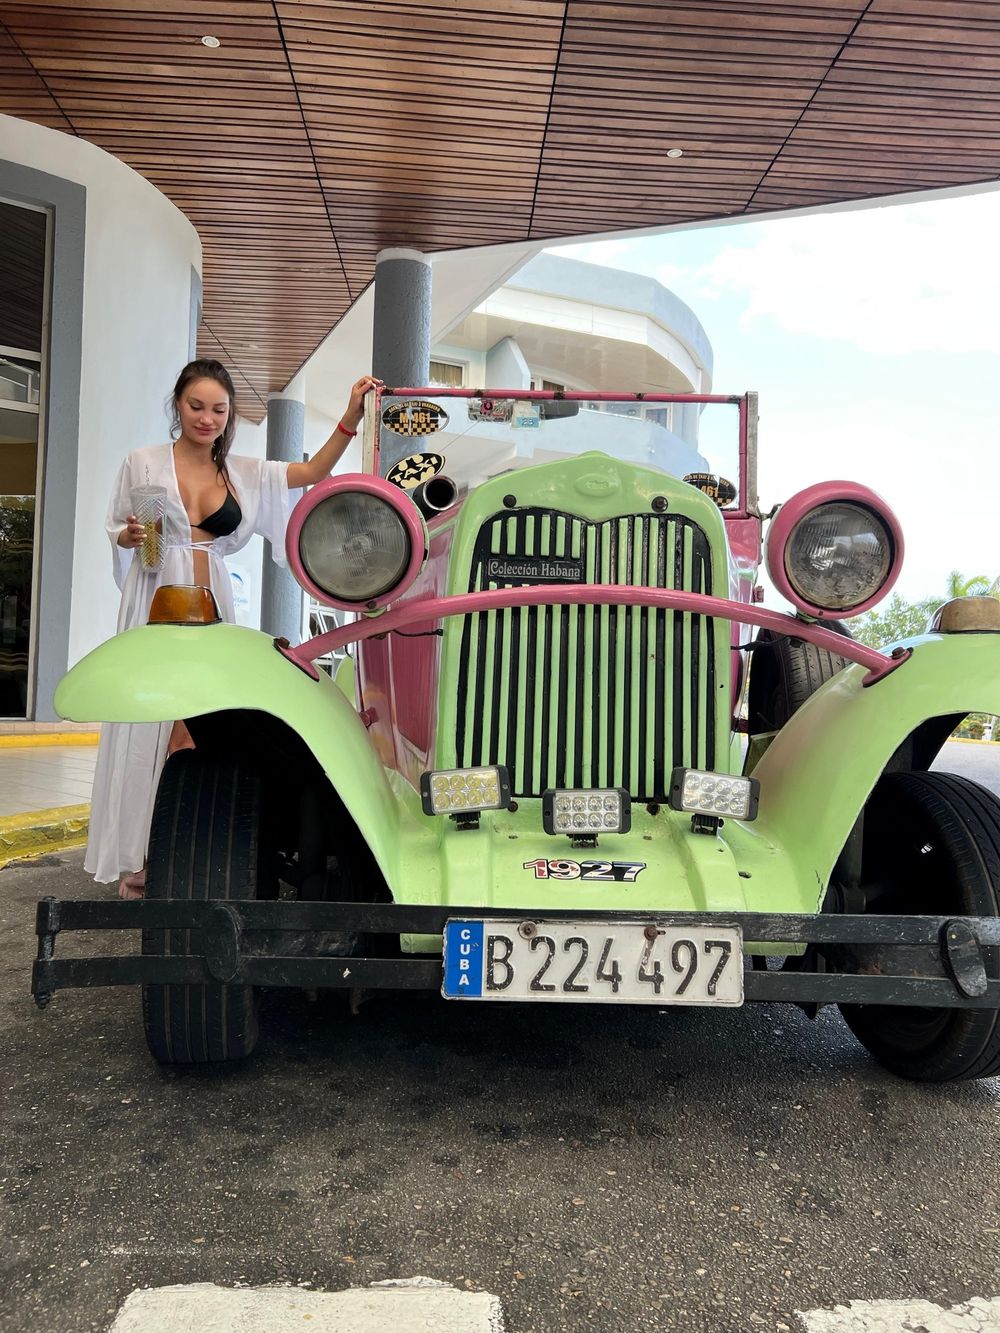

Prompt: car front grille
xmin=455 ymin=507 xmax=718 ymax=800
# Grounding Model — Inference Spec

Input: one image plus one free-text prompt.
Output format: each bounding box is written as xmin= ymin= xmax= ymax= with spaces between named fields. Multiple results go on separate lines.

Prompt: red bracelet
xmin=336 ymin=420 xmax=358 ymax=438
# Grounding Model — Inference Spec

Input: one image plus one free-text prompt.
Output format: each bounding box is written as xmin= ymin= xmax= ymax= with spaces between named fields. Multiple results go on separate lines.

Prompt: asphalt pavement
xmin=2 ymin=742 xmax=999 ymax=1332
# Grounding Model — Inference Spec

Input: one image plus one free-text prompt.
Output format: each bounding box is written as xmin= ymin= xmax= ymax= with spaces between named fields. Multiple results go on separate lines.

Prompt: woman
xmin=85 ymin=358 xmax=383 ymax=897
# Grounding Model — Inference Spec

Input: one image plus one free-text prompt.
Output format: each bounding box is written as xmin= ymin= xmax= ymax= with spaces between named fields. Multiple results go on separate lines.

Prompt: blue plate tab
xmin=443 ymin=920 xmax=485 ymax=998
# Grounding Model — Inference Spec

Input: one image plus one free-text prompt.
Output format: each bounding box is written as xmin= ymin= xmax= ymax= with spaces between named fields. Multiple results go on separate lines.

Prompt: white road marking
xmin=109 ymin=1278 xmax=504 ymax=1332
xmin=797 ymin=1296 xmax=1000 ymax=1331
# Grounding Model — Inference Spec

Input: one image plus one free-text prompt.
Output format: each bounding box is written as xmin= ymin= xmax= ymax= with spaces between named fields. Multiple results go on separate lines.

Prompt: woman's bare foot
xmin=167 ymin=719 xmax=196 ymax=755
xmin=118 ymin=869 xmax=146 ymax=900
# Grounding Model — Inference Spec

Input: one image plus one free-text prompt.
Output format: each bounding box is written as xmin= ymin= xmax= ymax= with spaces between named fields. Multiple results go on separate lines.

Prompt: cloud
xmin=552 ymin=192 xmax=1000 ymax=602
xmin=554 ymin=189 xmax=1000 ymax=356
xmin=692 ymin=192 xmax=1000 ymax=356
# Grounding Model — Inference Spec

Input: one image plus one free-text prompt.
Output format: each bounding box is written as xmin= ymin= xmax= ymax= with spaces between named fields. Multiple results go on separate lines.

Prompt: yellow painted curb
xmin=0 ymin=803 xmax=89 ymax=868
xmin=0 ymin=732 xmax=98 ymax=748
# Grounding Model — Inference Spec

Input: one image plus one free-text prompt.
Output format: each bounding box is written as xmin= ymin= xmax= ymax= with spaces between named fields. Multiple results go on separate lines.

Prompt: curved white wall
xmin=0 ymin=115 xmax=201 ymax=674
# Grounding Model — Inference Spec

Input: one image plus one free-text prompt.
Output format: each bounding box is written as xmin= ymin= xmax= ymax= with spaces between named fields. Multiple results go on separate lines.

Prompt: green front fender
xmin=56 ymin=623 xmax=403 ymax=880
xmin=752 ymin=632 xmax=1000 ymax=901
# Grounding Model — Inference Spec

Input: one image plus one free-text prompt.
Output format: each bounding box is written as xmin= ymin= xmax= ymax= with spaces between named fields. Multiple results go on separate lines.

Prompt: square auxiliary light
xmin=669 ymin=768 xmax=759 ymax=821
xmin=542 ymin=788 xmax=631 ymax=837
xmin=420 ymin=766 xmax=511 ymax=816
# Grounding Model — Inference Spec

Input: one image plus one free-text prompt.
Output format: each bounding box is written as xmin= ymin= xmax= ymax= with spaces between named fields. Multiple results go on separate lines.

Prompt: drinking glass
xmin=130 ymin=485 xmax=166 ymax=572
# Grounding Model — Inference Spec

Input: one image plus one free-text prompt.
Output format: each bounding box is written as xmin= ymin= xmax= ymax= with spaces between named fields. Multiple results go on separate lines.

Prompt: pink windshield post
xmin=370 ymin=385 xmax=383 ymax=475
xmin=285 ymin=584 xmax=910 ymax=688
xmin=736 ymin=395 xmax=749 ymax=518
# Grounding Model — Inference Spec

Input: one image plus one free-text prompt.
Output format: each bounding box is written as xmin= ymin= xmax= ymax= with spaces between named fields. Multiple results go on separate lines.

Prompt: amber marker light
xmin=148 ymin=586 xmax=222 ymax=625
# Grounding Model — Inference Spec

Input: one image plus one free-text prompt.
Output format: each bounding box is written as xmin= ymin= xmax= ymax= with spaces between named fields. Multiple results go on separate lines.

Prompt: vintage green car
xmin=35 ymin=389 xmax=1000 ymax=1081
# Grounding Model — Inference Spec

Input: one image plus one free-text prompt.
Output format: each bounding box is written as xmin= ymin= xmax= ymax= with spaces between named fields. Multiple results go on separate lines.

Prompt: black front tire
xmin=840 ymin=771 xmax=1000 ymax=1082
xmin=141 ymin=751 xmax=263 ymax=1064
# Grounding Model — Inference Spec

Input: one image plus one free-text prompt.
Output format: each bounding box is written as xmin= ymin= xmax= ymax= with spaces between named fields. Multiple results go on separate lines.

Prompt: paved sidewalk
xmin=0 ymin=733 xmax=98 ymax=866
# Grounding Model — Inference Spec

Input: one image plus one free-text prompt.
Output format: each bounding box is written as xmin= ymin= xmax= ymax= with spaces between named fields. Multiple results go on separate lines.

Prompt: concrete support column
xmin=372 ymin=248 xmax=431 ymax=387
xmin=372 ymin=248 xmax=432 ymax=474
xmin=260 ymin=390 xmax=305 ymax=641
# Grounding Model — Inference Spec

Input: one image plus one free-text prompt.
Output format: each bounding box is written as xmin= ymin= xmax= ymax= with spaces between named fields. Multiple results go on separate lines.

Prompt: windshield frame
xmin=364 ymin=388 xmax=758 ymax=519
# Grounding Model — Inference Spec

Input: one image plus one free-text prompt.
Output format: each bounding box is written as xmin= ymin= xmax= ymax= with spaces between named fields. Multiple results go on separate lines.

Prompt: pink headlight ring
xmin=765 ymin=481 xmax=904 ymax=620
xmin=285 ymin=472 xmax=428 ymax=612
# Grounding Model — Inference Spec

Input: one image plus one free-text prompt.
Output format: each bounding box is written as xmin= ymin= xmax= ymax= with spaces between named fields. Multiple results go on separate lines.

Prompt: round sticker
xmin=381 ymin=399 xmax=449 ymax=437
xmin=386 ymin=452 xmax=446 ymax=490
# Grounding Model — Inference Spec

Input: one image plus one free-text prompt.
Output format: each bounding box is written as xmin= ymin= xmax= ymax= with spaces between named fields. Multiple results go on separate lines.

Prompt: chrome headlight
xmin=766 ymin=484 xmax=903 ymax=617
xmin=286 ymin=475 xmax=427 ymax=610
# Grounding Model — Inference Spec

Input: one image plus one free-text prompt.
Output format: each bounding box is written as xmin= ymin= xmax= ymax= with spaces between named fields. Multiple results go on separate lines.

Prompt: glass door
xmin=0 ymin=199 xmax=47 ymax=718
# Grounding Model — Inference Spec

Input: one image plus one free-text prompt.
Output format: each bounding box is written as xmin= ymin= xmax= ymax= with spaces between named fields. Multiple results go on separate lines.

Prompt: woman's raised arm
xmin=286 ymin=374 xmax=384 ymax=488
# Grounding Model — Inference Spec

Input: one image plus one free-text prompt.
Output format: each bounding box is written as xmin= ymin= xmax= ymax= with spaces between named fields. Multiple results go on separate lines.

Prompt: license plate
xmin=442 ymin=919 xmax=743 ymax=1006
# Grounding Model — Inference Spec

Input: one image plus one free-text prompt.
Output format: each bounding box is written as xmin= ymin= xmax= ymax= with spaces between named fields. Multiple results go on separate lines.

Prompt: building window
xmin=429 ymin=359 xmax=465 ymax=387
xmin=644 ymin=405 xmax=674 ymax=431
xmin=606 ymin=402 xmax=641 ymax=419
xmin=603 ymin=401 xmax=674 ymax=430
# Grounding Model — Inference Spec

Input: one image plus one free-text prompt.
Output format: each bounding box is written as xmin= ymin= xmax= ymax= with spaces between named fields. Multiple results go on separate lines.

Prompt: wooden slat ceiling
xmin=1 ymin=0 xmax=999 ymax=418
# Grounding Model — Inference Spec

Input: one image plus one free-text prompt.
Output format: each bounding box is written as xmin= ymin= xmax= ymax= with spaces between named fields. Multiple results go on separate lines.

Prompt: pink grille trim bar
xmin=284 ymin=585 xmax=910 ymax=687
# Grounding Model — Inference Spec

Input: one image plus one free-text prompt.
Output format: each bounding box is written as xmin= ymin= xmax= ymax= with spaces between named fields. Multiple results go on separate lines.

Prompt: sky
xmin=549 ymin=187 xmax=1000 ymax=603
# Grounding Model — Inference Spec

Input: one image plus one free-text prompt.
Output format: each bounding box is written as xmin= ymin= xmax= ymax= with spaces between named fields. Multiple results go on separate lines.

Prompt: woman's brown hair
xmin=169 ymin=358 xmax=237 ymax=473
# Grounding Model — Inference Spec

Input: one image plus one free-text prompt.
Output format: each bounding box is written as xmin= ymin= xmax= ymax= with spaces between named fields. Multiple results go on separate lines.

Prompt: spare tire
xmin=747 ymin=622 xmax=853 ymax=732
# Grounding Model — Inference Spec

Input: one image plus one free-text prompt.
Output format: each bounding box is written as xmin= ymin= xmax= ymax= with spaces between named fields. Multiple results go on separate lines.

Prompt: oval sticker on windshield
xmin=684 ymin=473 xmax=737 ymax=507
xmin=386 ymin=452 xmax=445 ymax=490
xmin=382 ymin=399 xmax=449 ymax=437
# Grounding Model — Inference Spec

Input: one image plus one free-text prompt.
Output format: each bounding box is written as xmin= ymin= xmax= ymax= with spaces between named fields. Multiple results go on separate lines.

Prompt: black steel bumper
xmin=31 ymin=897 xmax=1000 ymax=1009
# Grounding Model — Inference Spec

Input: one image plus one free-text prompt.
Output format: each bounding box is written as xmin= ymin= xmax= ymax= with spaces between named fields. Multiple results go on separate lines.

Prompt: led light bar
xmin=542 ymin=788 xmax=631 ymax=836
xmin=669 ymin=768 xmax=759 ymax=821
xmin=420 ymin=766 xmax=511 ymax=816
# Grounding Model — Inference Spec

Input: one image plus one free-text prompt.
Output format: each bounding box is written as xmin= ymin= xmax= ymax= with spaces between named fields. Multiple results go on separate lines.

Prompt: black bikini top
xmin=197 ymin=484 xmax=242 ymax=538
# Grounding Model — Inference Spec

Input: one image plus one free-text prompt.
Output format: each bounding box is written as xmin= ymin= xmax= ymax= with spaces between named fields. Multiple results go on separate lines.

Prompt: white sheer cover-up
xmin=84 ymin=442 xmax=297 ymax=883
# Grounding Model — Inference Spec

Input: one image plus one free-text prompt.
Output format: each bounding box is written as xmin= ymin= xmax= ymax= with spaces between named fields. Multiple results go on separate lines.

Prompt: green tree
xmin=850 ymin=571 xmax=1000 ymax=648
xmin=849 ymin=573 xmax=1000 ymax=742
xmin=946 ymin=570 xmax=989 ymax=598
xmin=848 ymin=592 xmax=939 ymax=649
